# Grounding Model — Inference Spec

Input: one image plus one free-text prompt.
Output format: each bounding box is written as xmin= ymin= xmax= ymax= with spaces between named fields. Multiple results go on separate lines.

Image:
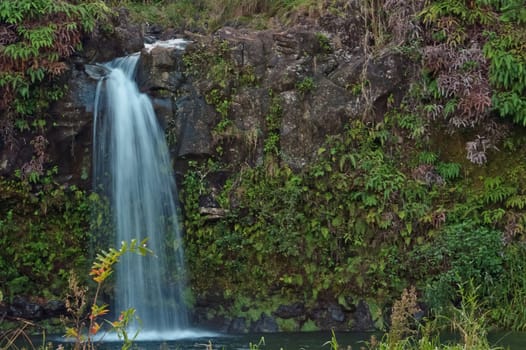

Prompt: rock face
xmin=11 ymin=4 xmax=413 ymax=190
xmin=0 ymin=6 xmax=416 ymax=331
xmin=0 ymin=297 xmax=67 ymax=321
xmin=134 ymin=25 xmax=412 ymax=171
xmin=191 ymin=295 xmax=377 ymax=333
xmin=0 ymin=8 xmax=144 ymax=184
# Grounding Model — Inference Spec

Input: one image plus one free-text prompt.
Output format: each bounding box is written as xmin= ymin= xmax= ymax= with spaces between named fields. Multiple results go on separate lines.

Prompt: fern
xmin=481 ymin=208 xmax=506 ymax=224
xmin=482 ymin=176 xmax=517 ymax=204
xmin=418 ymin=151 xmax=438 ymax=164
xmin=0 ymin=0 xmax=112 ymax=123
xmin=492 ymin=91 xmax=526 ymax=124
xmin=436 ymin=162 xmax=461 ymax=180
xmin=506 ymin=195 xmax=526 ymax=210
xmin=482 ymin=10 xmax=526 ymax=124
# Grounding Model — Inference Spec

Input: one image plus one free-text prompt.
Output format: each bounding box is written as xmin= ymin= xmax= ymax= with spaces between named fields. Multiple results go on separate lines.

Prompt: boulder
xmin=228 ymin=317 xmax=248 ymax=333
xmin=250 ymin=313 xmax=279 ymax=333
xmin=273 ymin=302 xmax=305 ymax=319
xmin=351 ymin=300 xmax=376 ymax=332
xmin=82 ymin=7 xmax=144 ymax=62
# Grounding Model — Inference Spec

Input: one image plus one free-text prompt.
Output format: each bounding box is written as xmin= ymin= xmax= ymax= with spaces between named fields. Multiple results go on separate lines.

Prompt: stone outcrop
xmin=135 ymin=26 xmax=412 ymax=170
xmin=0 ymin=297 xmax=67 ymax=321
xmin=15 ymin=5 xmax=413 ymax=189
xmin=0 ymin=5 xmax=416 ymax=332
xmin=191 ymin=295 xmax=378 ymax=333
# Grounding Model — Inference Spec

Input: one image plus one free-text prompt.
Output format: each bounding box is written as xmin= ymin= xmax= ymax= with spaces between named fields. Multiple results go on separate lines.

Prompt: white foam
xmin=56 ymin=328 xmax=220 ymax=343
xmin=144 ymin=39 xmax=190 ymax=53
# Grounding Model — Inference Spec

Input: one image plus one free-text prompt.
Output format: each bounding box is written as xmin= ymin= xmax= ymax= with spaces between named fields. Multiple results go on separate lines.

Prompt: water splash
xmin=92 ymin=53 xmax=188 ymax=334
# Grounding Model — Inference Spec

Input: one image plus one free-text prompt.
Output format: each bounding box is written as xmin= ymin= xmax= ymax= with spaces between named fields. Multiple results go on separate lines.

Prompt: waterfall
xmin=92 ymin=52 xmax=189 ymax=336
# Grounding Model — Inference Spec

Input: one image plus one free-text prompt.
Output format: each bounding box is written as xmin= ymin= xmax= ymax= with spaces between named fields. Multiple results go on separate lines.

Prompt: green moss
xmin=300 ymin=319 xmax=319 ymax=332
xmin=276 ymin=318 xmax=300 ymax=332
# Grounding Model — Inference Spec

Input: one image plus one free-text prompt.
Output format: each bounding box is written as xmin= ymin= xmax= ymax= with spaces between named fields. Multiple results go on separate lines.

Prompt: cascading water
xmin=91 ymin=52 xmax=189 ymax=337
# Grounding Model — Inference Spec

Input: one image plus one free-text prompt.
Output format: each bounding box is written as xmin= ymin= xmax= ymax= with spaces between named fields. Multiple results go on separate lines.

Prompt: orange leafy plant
xmin=64 ymin=238 xmax=152 ymax=350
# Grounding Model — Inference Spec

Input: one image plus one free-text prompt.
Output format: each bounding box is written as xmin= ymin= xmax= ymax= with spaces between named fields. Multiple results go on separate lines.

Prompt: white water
xmin=92 ymin=53 xmax=189 ymax=337
xmin=144 ymin=38 xmax=190 ymax=52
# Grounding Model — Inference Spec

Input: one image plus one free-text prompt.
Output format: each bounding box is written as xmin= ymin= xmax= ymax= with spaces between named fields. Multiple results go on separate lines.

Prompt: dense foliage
xmin=0 ymin=0 xmax=111 ymax=301
xmin=179 ymin=0 xmax=526 ymax=331
xmin=1 ymin=0 xmax=526 ymax=342
xmin=420 ymin=0 xmax=526 ymax=163
xmin=181 ymin=112 xmax=526 ymax=329
xmin=0 ymin=174 xmax=95 ymax=299
xmin=0 ymin=0 xmax=111 ymax=116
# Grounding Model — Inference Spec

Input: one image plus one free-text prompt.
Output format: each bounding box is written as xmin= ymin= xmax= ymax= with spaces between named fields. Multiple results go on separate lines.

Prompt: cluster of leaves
xmin=484 ymin=24 xmax=526 ymax=124
xmin=418 ymin=0 xmax=526 ymax=164
xmin=410 ymin=221 xmax=504 ymax=310
xmin=181 ymin=97 xmax=526 ymax=329
xmin=182 ymin=119 xmax=442 ymax=304
xmin=64 ymin=239 xmax=151 ymax=350
xmin=0 ymin=0 xmax=112 ymax=131
xmin=263 ymin=90 xmax=282 ymax=156
xmin=0 ymin=174 xmax=97 ymax=300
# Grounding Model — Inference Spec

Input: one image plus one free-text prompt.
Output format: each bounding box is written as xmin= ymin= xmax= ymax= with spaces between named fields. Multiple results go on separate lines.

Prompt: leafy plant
xmin=0 ymin=177 xmax=94 ymax=300
xmin=411 ymin=222 xmax=504 ymax=311
xmin=64 ymin=239 xmax=152 ymax=350
xmin=447 ymin=280 xmax=495 ymax=349
xmin=295 ymin=77 xmax=315 ymax=95
xmin=316 ymin=32 xmax=332 ymax=53
xmin=0 ymin=0 xmax=112 ymax=119
xmin=388 ymin=286 xmax=421 ymax=344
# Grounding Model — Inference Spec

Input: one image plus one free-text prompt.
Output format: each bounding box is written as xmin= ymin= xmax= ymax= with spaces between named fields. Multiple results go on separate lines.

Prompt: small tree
xmin=64 ymin=238 xmax=152 ymax=350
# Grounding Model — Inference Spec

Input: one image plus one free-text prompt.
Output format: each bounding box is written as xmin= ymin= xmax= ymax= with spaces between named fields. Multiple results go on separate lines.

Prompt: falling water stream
xmin=91 ymin=48 xmax=193 ymax=339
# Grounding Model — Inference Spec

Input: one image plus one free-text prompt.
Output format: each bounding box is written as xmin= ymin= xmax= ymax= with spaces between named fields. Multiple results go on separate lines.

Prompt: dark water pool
xmin=42 ymin=331 xmax=526 ymax=350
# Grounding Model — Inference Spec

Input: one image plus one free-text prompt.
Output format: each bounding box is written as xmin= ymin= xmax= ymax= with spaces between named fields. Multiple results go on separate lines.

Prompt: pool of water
xmin=44 ymin=330 xmax=526 ymax=350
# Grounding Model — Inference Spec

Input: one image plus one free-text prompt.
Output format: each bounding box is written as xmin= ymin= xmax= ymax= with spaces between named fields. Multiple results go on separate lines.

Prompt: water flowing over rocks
xmin=0 ymin=6 xmax=416 ymax=332
xmin=23 ymin=6 xmax=413 ymax=195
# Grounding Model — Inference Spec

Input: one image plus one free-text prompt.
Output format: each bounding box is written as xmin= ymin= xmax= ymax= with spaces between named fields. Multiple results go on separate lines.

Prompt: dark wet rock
xmin=84 ymin=64 xmax=112 ymax=80
xmin=0 ymin=302 xmax=7 ymax=320
xmin=82 ymin=8 xmax=144 ymax=62
xmin=9 ymin=296 xmax=44 ymax=320
xmin=279 ymin=77 xmax=354 ymax=169
xmin=318 ymin=0 xmax=365 ymax=49
xmin=46 ymin=63 xmax=95 ymax=187
xmin=152 ymin=97 xmax=175 ymax=129
xmin=228 ymin=317 xmax=248 ymax=333
xmin=273 ymin=302 xmax=305 ymax=319
xmin=136 ymin=46 xmax=187 ymax=93
xmin=250 ymin=313 xmax=279 ymax=333
xmin=44 ymin=300 xmax=67 ymax=318
xmin=309 ymin=301 xmax=348 ymax=331
xmin=173 ymin=95 xmax=217 ymax=158
xmin=351 ymin=300 xmax=375 ymax=331
xmin=328 ymin=303 xmax=345 ymax=322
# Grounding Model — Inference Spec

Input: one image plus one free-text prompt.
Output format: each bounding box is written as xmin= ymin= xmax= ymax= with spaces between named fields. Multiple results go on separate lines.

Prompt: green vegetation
xmin=176 ymin=0 xmax=526 ymax=327
xmin=295 ymin=77 xmax=315 ymax=96
xmin=420 ymin=0 xmax=526 ymax=129
xmin=64 ymin=239 xmax=151 ymax=350
xmin=1 ymin=0 xmax=526 ymax=346
xmin=111 ymin=0 xmax=322 ymax=31
xmin=0 ymin=240 xmax=150 ymax=350
xmin=0 ymin=175 xmax=96 ymax=300
xmin=0 ymin=0 xmax=112 ymax=125
xmin=181 ymin=113 xmax=526 ymax=330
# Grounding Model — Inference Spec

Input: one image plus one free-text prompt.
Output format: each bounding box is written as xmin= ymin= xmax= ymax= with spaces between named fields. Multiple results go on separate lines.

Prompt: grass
xmin=107 ymin=0 xmax=322 ymax=31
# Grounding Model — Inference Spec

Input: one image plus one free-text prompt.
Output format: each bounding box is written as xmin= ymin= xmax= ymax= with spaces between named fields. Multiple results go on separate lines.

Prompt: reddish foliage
xmin=20 ymin=135 xmax=49 ymax=179
xmin=0 ymin=5 xmax=88 ymax=115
